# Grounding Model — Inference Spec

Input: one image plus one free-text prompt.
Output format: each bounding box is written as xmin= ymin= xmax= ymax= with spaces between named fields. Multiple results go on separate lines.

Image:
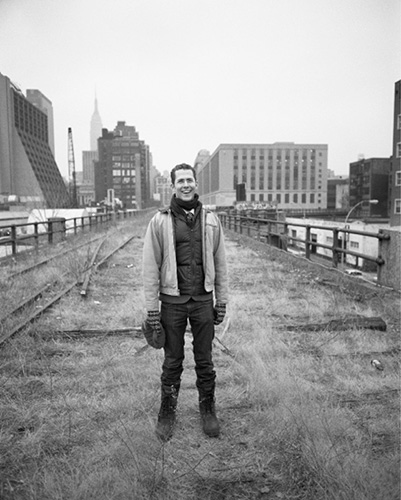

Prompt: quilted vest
xmin=173 ymin=211 xmax=207 ymax=296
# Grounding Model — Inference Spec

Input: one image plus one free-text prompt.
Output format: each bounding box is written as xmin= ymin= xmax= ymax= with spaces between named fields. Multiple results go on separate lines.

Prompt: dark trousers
xmin=160 ymin=299 xmax=216 ymax=396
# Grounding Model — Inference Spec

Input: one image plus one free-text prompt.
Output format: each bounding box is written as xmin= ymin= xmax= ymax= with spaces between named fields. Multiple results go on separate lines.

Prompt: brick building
xmin=349 ymin=158 xmax=391 ymax=219
xmin=94 ymin=121 xmax=152 ymax=209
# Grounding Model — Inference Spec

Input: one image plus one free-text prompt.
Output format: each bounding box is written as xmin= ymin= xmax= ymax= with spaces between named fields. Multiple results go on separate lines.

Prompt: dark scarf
xmin=170 ymin=193 xmax=201 ymax=217
xmin=170 ymin=194 xmax=202 ymax=228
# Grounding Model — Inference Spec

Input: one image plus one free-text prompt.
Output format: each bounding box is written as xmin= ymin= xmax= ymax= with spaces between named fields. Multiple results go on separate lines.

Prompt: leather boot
xmin=199 ymin=394 xmax=220 ymax=437
xmin=155 ymin=385 xmax=179 ymax=442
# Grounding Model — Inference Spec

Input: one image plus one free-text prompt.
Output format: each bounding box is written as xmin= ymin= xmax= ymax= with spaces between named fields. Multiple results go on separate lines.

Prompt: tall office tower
xmin=90 ymin=96 xmax=102 ymax=151
xmin=94 ymin=121 xmax=152 ymax=209
xmin=0 ymin=72 xmax=69 ymax=208
xmin=79 ymin=96 xmax=102 ymax=206
xmin=390 ymin=80 xmax=401 ymax=227
xmin=196 ymin=142 xmax=328 ymax=208
xmin=155 ymin=173 xmax=172 ymax=206
xmin=26 ymin=89 xmax=55 ymax=156
xmin=79 ymin=150 xmax=97 ymax=205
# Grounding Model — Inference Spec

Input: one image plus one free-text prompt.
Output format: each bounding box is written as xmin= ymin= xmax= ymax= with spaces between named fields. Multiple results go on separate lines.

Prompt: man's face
xmin=172 ymin=169 xmax=197 ymax=201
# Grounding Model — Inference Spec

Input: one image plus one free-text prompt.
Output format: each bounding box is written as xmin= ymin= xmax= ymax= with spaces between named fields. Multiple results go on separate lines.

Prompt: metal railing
xmin=218 ymin=212 xmax=390 ymax=271
xmin=0 ymin=209 xmax=154 ymax=258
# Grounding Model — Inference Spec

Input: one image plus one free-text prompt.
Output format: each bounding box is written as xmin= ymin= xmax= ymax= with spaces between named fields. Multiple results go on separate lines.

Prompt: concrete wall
xmin=378 ymin=229 xmax=401 ymax=290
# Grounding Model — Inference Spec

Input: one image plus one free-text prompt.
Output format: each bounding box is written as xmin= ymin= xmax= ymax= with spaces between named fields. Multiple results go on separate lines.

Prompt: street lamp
xmin=342 ymin=199 xmax=379 ymax=264
xmin=345 ymin=199 xmax=379 ymax=224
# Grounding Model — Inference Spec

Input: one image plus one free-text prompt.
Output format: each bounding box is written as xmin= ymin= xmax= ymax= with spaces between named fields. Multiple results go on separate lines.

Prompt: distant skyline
xmin=0 ymin=0 xmax=399 ymax=180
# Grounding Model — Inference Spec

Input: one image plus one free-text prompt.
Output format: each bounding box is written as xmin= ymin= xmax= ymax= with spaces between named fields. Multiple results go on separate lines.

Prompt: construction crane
xmin=67 ymin=127 xmax=78 ymax=207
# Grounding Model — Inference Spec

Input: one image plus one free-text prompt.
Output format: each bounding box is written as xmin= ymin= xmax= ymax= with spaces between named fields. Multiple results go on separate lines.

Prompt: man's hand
xmin=143 ymin=310 xmax=165 ymax=349
xmin=147 ymin=310 xmax=162 ymax=331
xmin=213 ymin=303 xmax=226 ymax=325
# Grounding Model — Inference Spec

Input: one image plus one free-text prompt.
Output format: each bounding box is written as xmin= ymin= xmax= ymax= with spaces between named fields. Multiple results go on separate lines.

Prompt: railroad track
xmin=2 ymin=233 xmax=106 ymax=280
xmin=0 ymin=231 xmax=140 ymax=346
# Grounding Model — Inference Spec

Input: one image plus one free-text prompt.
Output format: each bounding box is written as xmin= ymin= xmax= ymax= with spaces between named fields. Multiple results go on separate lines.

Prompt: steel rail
xmin=0 ymin=232 xmax=139 ymax=346
xmin=3 ymin=234 xmax=105 ymax=280
xmin=80 ymin=236 xmax=108 ymax=296
xmin=0 ymin=282 xmax=53 ymax=323
xmin=0 ymin=282 xmax=78 ymax=345
xmin=80 ymin=233 xmax=139 ymax=297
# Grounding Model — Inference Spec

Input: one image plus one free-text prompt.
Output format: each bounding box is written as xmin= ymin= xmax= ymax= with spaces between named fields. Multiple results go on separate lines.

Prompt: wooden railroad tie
xmin=283 ymin=315 xmax=387 ymax=332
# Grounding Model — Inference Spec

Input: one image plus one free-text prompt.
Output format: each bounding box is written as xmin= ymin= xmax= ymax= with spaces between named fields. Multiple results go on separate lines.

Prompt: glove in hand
xmin=142 ymin=311 xmax=165 ymax=349
xmin=147 ymin=310 xmax=161 ymax=332
xmin=213 ymin=303 xmax=226 ymax=325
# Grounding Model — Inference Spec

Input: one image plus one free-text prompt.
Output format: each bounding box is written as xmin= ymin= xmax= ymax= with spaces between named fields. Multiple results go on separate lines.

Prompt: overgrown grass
xmin=0 ymin=221 xmax=399 ymax=499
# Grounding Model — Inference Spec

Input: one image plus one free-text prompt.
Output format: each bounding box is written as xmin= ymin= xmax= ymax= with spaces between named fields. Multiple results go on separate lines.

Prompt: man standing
xmin=143 ymin=163 xmax=228 ymax=441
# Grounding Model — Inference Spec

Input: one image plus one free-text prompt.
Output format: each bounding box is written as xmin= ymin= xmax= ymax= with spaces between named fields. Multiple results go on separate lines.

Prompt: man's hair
xmin=170 ymin=163 xmax=197 ymax=184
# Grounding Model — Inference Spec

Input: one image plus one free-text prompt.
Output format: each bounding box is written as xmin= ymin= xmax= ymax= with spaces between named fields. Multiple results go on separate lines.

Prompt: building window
xmin=350 ymin=241 xmax=359 ymax=249
xmin=395 ymin=199 xmax=401 ymax=214
xmin=397 ymin=143 xmax=401 ymax=158
xmin=396 ymin=171 xmax=401 ymax=186
xmin=302 ymin=193 xmax=306 ymax=203
xmin=259 ymin=194 xmax=264 ymax=201
xmin=293 ymin=193 xmax=298 ymax=203
xmin=310 ymin=193 xmax=315 ymax=203
xmin=397 ymin=114 xmax=401 ymax=129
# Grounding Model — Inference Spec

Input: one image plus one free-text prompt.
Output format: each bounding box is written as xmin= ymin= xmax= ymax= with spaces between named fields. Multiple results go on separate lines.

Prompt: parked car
xmin=344 ymin=269 xmax=363 ymax=276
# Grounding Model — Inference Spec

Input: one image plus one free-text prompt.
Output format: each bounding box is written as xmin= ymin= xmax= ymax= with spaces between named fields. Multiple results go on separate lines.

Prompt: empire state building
xmin=81 ymin=96 xmax=103 ymax=202
xmin=90 ymin=96 xmax=102 ymax=150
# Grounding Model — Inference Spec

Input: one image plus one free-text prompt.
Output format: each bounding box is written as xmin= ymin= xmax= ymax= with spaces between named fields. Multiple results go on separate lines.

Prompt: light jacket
xmin=143 ymin=207 xmax=228 ymax=311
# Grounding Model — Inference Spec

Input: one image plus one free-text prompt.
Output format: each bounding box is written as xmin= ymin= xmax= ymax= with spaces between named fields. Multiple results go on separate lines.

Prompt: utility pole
xmin=67 ymin=127 xmax=78 ymax=207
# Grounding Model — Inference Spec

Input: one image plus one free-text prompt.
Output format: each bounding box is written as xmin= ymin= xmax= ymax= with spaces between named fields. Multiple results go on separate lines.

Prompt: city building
xmin=155 ymin=173 xmax=172 ymax=206
xmin=94 ymin=121 xmax=152 ymax=209
xmin=389 ymin=80 xmax=401 ymax=227
xmin=78 ymin=150 xmax=97 ymax=205
xmin=349 ymin=158 xmax=390 ymax=219
xmin=196 ymin=142 xmax=328 ymax=208
xmin=90 ymin=96 xmax=103 ymax=151
xmin=327 ymin=176 xmax=349 ymax=210
xmin=26 ymin=89 xmax=55 ymax=156
xmin=194 ymin=149 xmax=211 ymax=174
xmin=0 ymin=72 xmax=69 ymax=208
xmin=77 ymin=97 xmax=104 ymax=206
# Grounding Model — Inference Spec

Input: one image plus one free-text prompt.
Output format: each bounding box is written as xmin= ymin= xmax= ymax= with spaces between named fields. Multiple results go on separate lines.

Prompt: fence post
xmin=11 ymin=225 xmax=17 ymax=255
xmin=74 ymin=218 xmax=77 ymax=235
xmin=48 ymin=221 xmax=53 ymax=244
xmin=305 ymin=225 xmax=311 ymax=260
xmin=34 ymin=222 xmax=39 ymax=250
xmin=332 ymin=228 xmax=339 ymax=267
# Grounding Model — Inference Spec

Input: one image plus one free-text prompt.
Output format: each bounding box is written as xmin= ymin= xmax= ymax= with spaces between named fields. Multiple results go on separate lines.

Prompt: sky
xmin=0 ymin=0 xmax=400 ymax=180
